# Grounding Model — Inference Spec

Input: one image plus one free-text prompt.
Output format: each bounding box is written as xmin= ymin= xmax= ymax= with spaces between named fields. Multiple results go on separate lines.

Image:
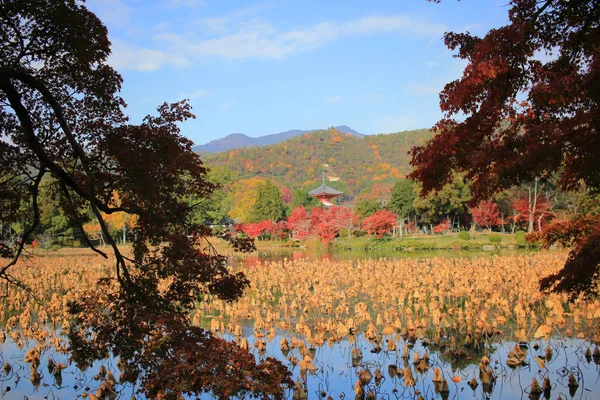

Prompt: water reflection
xmin=1 ymin=330 xmax=599 ymax=399
xmin=230 ymin=247 xmax=539 ymax=267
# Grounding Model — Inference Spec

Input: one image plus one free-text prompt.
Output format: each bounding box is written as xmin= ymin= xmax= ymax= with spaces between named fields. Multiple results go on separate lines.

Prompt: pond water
xmin=1 ymin=329 xmax=599 ymax=399
xmin=229 ymin=246 xmax=541 ymax=267
xmin=2 ymin=248 xmax=599 ymax=400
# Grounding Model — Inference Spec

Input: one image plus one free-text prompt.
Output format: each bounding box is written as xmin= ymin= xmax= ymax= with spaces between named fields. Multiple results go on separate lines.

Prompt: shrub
xmin=338 ymin=229 xmax=350 ymax=238
xmin=51 ymin=244 xmax=61 ymax=251
xmin=352 ymin=229 xmax=366 ymax=237
xmin=458 ymin=230 xmax=471 ymax=241
xmin=514 ymin=230 xmax=527 ymax=246
xmin=489 ymin=233 xmax=502 ymax=244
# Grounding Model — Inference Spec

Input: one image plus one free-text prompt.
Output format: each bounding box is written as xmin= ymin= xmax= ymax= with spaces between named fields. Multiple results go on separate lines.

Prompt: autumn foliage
xmin=0 ymin=1 xmax=291 ymax=397
xmin=432 ymin=221 xmax=450 ymax=234
xmin=471 ymin=200 xmax=501 ymax=231
xmin=412 ymin=0 xmax=600 ymax=298
xmin=362 ymin=210 xmax=397 ymax=238
xmin=513 ymin=195 xmax=552 ymax=232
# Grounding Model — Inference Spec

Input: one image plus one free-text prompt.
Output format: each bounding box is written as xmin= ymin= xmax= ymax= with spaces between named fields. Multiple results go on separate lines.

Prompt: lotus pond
xmin=1 ymin=249 xmax=599 ymax=399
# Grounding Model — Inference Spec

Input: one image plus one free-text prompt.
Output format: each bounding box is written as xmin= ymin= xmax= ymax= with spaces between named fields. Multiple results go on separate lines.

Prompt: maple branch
xmin=0 ymin=69 xmax=133 ymax=287
xmin=0 ymin=9 xmax=26 ymax=65
xmin=532 ymin=0 xmax=553 ymax=21
xmin=0 ymin=166 xmax=45 ymax=277
xmin=59 ymin=181 xmax=108 ymax=259
xmin=0 ymin=68 xmax=145 ymax=215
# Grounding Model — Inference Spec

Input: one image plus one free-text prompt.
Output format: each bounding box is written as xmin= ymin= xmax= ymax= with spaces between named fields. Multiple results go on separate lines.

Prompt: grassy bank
xmin=249 ymin=232 xmax=540 ymax=251
xmin=26 ymin=232 xmax=537 ymax=255
xmin=332 ymin=232 xmax=536 ymax=251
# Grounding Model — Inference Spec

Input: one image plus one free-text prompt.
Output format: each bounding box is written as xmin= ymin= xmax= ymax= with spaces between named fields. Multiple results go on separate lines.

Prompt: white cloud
xmin=327 ymin=96 xmax=343 ymax=103
xmin=108 ymin=40 xmax=191 ymax=71
xmin=197 ymin=16 xmax=231 ymax=34
xmin=108 ymin=13 xmax=446 ymax=71
xmin=154 ymin=14 xmax=446 ymax=61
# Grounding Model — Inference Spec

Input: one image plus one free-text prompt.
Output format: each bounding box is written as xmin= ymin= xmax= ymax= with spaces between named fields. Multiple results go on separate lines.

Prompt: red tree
xmin=513 ymin=196 xmax=553 ymax=232
xmin=411 ymin=0 xmax=600 ymax=298
xmin=471 ymin=200 xmax=501 ymax=232
xmin=241 ymin=220 xmax=275 ymax=239
xmin=310 ymin=207 xmax=338 ymax=243
xmin=433 ymin=221 xmax=450 ymax=234
xmin=362 ymin=210 xmax=397 ymax=238
xmin=286 ymin=206 xmax=311 ymax=240
xmin=269 ymin=220 xmax=289 ymax=239
xmin=327 ymin=206 xmax=355 ymax=238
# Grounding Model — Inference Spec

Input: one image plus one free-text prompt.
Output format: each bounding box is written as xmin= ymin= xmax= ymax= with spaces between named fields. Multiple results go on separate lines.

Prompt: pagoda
xmin=308 ymin=170 xmax=343 ymax=206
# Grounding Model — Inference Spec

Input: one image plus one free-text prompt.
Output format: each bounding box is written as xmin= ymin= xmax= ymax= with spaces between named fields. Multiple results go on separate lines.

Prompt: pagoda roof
xmin=308 ymin=184 xmax=343 ymax=197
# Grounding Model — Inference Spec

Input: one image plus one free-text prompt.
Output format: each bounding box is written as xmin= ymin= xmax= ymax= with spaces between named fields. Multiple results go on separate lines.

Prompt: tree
xmin=290 ymin=188 xmax=320 ymax=211
xmin=471 ymin=200 xmax=501 ymax=232
xmin=432 ymin=221 xmax=450 ymax=234
xmin=190 ymin=166 xmax=238 ymax=225
xmin=513 ymin=194 xmax=553 ymax=232
xmin=225 ymin=177 xmax=265 ymax=223
xmin=251 ymin=180 xmax=285 ymax=222
xmin=389 ymin=179 xmax=417 ymax=237
xmin=389 ymin=179 xmax=416 ymax=218
xmin=310 ymin=207 xmax=339 ymax=243
xmin=330 ymin=206 xmax=355 ymax=239
xmin=0 ymin=1 xmax=291 ymax=397
xmin=411 ymin=0 xmax=600 ymax=298
xmin=286 ymin=206 xmax=311 ymax=240
xmin=355 ymin=198 xmax=381 ymax=219
xmin=362 ymin=210 xmax=397 ymax=238
xmin=413 ymin=174 xmax=471 ymax=228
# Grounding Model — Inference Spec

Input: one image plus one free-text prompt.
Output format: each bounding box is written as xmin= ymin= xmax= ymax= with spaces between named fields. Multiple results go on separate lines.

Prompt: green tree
xmin=414 ymin=174 xmax=471 ymax=228
xmin=190 ymin=166 xmax=238 ymax=224
xmin=355 ymin=198 xmax=381 ymax=219
xmin=251 ymin=180 xmax=285 ymax=222
xmin=290 ymin=188 xmax=320 ymax=211
xmin=389 ymin=179 xmax=416 ymax=218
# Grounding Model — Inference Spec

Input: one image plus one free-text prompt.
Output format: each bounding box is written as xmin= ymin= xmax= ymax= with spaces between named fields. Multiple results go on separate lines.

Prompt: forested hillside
xmin=193 ymin=125 xmax=362 ymax=153
xmin=204 ymin=127 xmax=434 ymax=200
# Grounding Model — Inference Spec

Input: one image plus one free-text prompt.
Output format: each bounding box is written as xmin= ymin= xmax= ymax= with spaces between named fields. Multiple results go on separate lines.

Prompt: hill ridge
xmin=193 ymin=125 xmax=363 ymax=153
xmin=204 ymin=127 xmax=434 ymax=200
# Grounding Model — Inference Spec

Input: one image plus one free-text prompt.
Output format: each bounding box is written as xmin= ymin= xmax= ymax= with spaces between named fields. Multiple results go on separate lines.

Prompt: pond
xmin=229 ymin=246 xmax=542 ymax=267
xmin=1 ymin=249 xmax=599 ymax=399
xmin=1 ymin=327 xmax=599 ymax=399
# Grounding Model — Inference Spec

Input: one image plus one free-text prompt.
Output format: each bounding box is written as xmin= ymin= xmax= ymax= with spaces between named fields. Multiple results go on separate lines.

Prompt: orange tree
xmin=0 ymin=1 xmax=291 ymax=398
xmin=411 ymin=0 xmax=600 ymax=298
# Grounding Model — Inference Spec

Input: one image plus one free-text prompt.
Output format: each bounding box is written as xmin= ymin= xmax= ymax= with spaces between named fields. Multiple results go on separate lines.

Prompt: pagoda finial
xmin=322 ymin=168 xmax=326 ymax=185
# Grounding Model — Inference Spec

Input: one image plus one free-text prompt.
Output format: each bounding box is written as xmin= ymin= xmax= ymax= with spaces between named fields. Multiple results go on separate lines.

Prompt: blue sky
xmin=86 ymin=0 xmax=511 ymax=146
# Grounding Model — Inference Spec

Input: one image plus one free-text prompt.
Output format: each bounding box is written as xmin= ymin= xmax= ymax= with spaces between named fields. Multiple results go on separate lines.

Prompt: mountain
xmin=204 ymin=127 xmax=434 ymax=200
xmin=193 ymin=125 xmax=363 ymax=153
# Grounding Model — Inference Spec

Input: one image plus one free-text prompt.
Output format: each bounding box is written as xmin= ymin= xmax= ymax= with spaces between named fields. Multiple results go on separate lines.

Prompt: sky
xmin=86 ymin=0 xmax=512 ymax=146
